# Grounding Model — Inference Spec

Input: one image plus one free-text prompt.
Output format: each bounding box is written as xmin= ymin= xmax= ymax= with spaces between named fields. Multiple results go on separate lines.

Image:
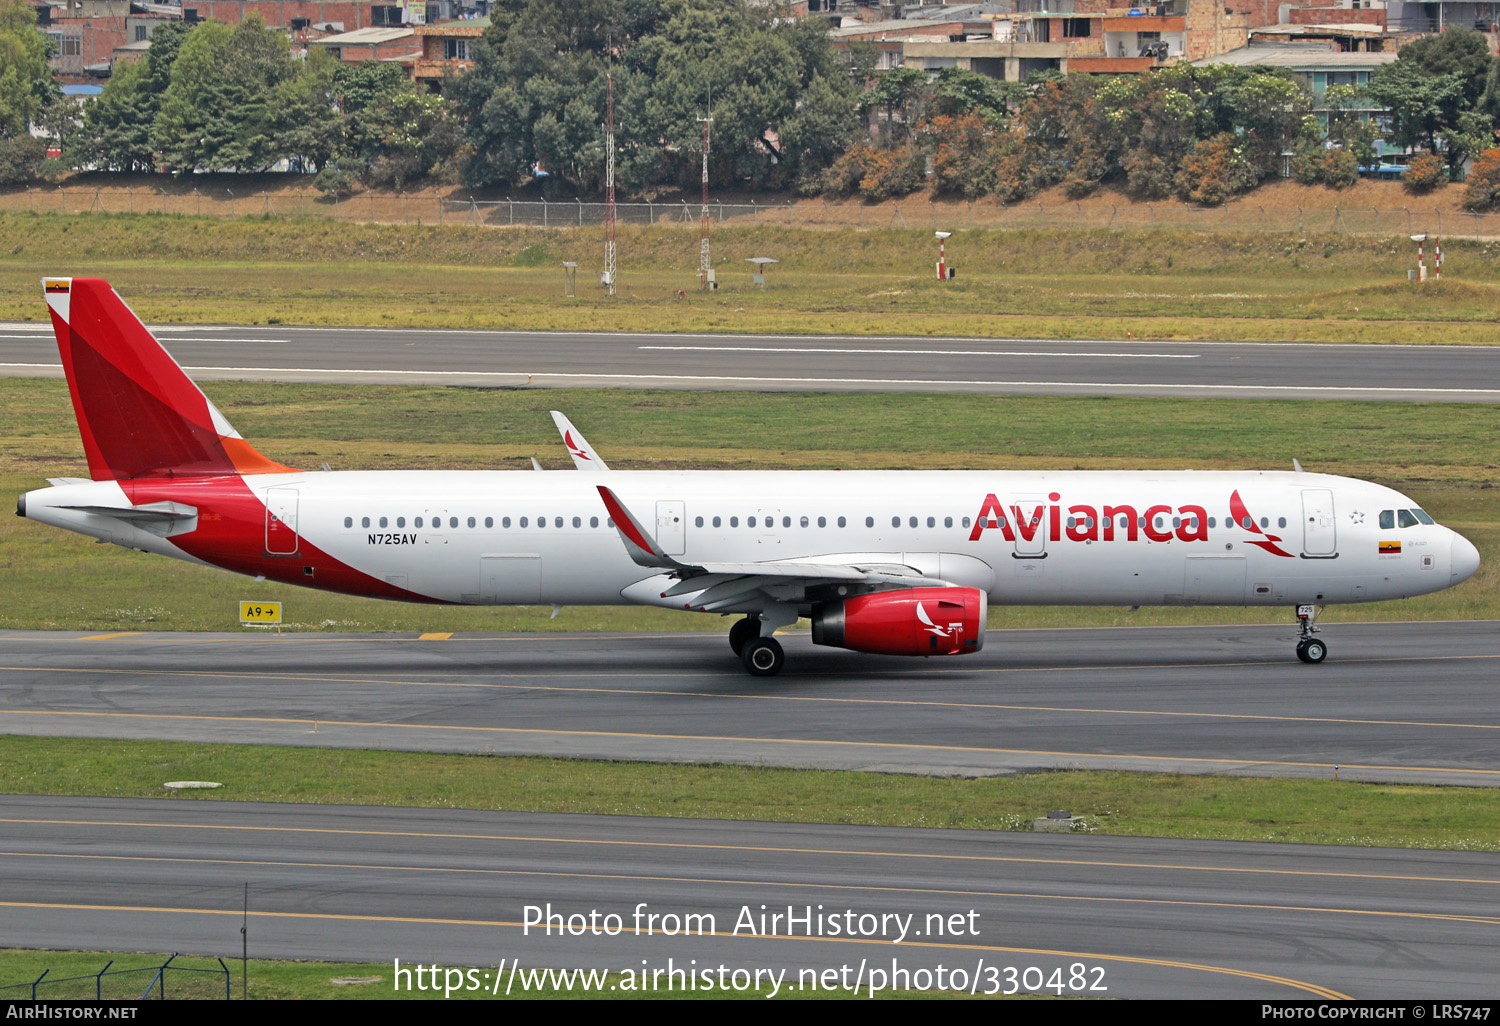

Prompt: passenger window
xmin=361 ymin=517 xmax=370 ymax=528
xmin=781 ymin=516 xmax=790 ymax=528
xmin=712 ymin=516 xmax=721 ymax=528
xmin=343 ymin=516 xmax=352 ymax=528
xmin=1242 ymin=517 xmax=1252 ymax=529
xmin=944 ymin=516 xmax=953 ymax=528
xmin=555 ymin=517 xmax=563 ymax=528
xmin=573 ymin=516 xmax=582 ymax=528
xmin=449 ymin=517 xmax=458 ymax=529
xmin=1397 ymin=509 xmax=1418 ymax=529
xmin=467 ymin=517 xmax=476 ymax=528
xmin=484 ymin=517 xmax=492 ymax=528
xmin=865 ymin=517 xmax=874 ymax=528
xmin=538 ymin=517 xmax=546 ymax=528
xmin=503 ymin=517 xmax=511 ymax=528
xmin=520 ymin=517 xmax=529 ymax=527
xmin=748 ymin=516 xmax=757 ymax=528
xmin=1260 ymin=517 xmax=1268 ymax=529
xmin=962 ymin=517 xmax=971 ymax=528
xmin=1208 ymin=517 xmax=1216 ymax=528
xmin=817 ymin=516 xmax=825 ymax=528
xmin=927 ymin=516 xmax=935 ymax=528
xmin=695 ymin=516 xmax=703 ymax=528
xmin=1277 ymin=517 xmax=1286 ymax=529
xmin=837 ymin=516 xmax=846 ymax=527
xmin=397 ymin=517 xmax=406 ymax=528
xmin=909 ymin=517 xmax=917 ymax=528
xmin=892 ymin=516 xmax=900 ymax=528
xmin=730 ymin=516 xmax=739 ymax=527
xmin=1379 ymin=510 xmax=1394 ymax=530
xmin=801 ymin=516 xmax=809 ymax=528
xmin=415 ymin=517 xmax=424 ymax=528
xmin=590 ymin=516 xmax=599 ymax=528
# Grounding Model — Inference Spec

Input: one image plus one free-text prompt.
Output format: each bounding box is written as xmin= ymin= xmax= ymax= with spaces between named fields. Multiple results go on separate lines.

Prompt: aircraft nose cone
xmin=1451 ymin=534 xmax=1481 ymax=584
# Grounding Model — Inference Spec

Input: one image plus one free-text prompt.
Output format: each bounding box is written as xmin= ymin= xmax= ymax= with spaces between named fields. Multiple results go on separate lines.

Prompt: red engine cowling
xmin=811 ymin=587 xmax=987 ymax=657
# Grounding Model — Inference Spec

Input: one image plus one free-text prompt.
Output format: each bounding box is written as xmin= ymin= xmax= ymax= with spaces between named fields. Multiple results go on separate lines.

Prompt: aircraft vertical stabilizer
xmin=42 ymin=277 xmax=294 ymax=481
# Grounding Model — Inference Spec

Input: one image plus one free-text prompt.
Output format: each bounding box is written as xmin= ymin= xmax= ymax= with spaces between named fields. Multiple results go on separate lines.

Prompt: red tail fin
xmin=43 ymin=277 xmax=295 ymax=481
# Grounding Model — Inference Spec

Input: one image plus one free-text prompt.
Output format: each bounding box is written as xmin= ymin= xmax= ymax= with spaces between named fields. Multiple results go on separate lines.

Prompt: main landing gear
xmin=1294 ymin=604 xmax=1327 ymax=664
xmin=729 ymin=616 xmax=785 ymax=677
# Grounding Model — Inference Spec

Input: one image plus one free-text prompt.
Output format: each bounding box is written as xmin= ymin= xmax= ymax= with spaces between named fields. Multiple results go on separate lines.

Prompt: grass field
xmin=4 ymin=737 xmax=1497 ymax=850
xmin=4 ymin=379 xmax=1495 ymax=632
xmin=5 ymin=213 xmax=1500 ymax=343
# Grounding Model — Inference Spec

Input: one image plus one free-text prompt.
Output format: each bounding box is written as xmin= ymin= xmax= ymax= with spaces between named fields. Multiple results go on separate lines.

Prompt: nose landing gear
xmin=1295 ymin=604 xmax=1327 ymax=663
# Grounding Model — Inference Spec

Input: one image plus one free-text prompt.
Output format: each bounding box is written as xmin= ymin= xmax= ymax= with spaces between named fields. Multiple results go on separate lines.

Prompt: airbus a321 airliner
xmin=18 ymin=278 xmax=1482 ymax=675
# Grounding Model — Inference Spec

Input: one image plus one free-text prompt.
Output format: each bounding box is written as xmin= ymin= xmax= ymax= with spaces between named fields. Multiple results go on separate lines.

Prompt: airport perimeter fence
xmin=0 ymin=954 xmax=232 ymax=1000
xmin=7 ymin=184 xmax=1500 ymax=239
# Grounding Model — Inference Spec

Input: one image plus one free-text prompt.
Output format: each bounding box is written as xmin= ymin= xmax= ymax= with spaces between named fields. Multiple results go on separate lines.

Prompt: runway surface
xmin=2 ymin=794 xmax=1496 ymax=998
xmin=5 ymin=324 xmax=1500 ymax=400
xmin=4 ymin=621 xmax=1499 ymax=786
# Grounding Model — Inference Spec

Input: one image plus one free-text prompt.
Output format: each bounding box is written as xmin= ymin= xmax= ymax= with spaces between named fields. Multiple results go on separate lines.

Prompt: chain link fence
xmin=0 ymin=955 xmax=232 ymax=1000
xmin=5 ymin=185 xmax=1500 ymax=238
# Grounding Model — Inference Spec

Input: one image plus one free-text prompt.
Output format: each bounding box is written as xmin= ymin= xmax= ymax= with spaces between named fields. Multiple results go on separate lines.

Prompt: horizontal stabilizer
xmin=58 ymin=500 xmax=197 ymax=522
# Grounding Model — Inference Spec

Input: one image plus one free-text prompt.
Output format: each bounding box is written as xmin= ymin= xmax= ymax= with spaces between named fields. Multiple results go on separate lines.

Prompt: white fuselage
xmin=25 ymin=468 xmax=1474 ymax=613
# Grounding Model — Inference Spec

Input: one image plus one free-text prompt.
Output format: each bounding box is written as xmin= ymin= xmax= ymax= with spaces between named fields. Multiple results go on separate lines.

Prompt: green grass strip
xmin=3 ymin=737 xmax=1495 ymax=852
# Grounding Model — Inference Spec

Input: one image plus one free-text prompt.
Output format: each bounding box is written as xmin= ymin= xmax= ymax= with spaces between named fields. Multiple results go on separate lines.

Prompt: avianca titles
xmin=18 ymin=278 xmax=1482 ymax=675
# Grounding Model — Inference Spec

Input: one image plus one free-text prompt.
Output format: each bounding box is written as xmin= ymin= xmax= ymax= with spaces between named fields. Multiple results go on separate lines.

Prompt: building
xmin=885 ymin=1 xmax=1251 ymax=81
xmin=410 ymin=16 xmax=486 ymax=90
xmin=308 ymin=24 xmax=416 ymax=62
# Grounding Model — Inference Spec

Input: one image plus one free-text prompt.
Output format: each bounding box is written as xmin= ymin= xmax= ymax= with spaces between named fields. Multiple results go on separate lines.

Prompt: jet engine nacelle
xmin=811 ymin=587 xmax=987 ymax=657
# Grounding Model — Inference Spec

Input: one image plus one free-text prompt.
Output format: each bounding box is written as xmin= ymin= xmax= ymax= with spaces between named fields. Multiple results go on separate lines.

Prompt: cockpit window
xmin=1412 ymin=509 xmax=1435 ymax=525
xmin=1397 ymin=509 xmax=1418 ymax=529
xmin=1379 ymin=510 xmax=1394 ymax=530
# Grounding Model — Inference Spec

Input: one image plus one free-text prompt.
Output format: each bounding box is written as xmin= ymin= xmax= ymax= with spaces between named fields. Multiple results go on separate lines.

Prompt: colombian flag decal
xmin=44 ymin=279 xmax=70 ymax=293
xmin=1379 ymin=540 xmax=1401 ymax=554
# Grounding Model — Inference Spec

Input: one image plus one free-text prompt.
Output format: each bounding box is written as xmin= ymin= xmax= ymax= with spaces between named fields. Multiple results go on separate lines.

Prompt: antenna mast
xmin=604 ymin=72 xmax=616 ymax=297
xmin=697 ymin=94 xmax=713 ymax=289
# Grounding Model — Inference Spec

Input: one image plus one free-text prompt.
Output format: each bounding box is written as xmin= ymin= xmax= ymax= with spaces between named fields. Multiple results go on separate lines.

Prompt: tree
xmin=152 ymin=16 xmax=296 ymax=173
xmin=1323 ymin=84 xmax=1380 ymax=168
xmin=1398 ymin=28 xmax=1491 ymax=111
xmin=71 ymin=57 xmax=157 ymax=171
xmin=929 ymin=67 xmax=1021 ymax=123
xmin=452 ymin=0 xmax=859 ymax=193
xmin=0 ymin=0 xmax=54 ymax=142
xmin=1368 ymin=31 xmax=1492 ymax=170
xmin=924 ymin=111 xmax=998 ymax=197
xmin=1462 ymin=146 xmax=1500 ymax=208
xmin=860 ymin=67 xmax=930 ymax=147
xmin=272 ymin=50 xmax=342 ymax=173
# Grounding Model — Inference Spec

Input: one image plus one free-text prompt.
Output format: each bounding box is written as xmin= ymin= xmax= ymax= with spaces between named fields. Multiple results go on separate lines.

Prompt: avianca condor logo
xmin=564 ymin=430 xmax=591 ymax=461
xmin=1229 ymin=488 xmax=1295 ymax=558
xmin=917 ymin=602 xmax=963 ymax=638
xmin=968 ymin=492 xmax=1209 ymax=544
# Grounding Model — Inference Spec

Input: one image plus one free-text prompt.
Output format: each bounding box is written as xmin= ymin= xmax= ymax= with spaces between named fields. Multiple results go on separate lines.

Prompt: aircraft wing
xmin=551 ymin=411 xmax=609 ymax=470
xmin=598 ymin=485 xmax=950 ymax=612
